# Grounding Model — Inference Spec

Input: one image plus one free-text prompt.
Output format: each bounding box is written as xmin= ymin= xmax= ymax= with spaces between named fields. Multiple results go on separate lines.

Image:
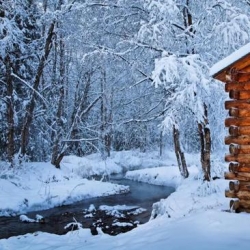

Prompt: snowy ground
xmin=1 ymin=150 xmax=250 ymax=250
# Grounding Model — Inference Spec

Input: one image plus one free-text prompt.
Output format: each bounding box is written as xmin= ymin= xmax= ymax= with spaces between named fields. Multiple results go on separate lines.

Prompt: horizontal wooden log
xmin=225 ymin=135 xmax=250 ymax=145
xmin=229 ymin=108 xmax=239 ymax=117
xmin=229 ymin=144 xmax=239 ymax=155
xmin=225 ymin=100 xmax=250 ymax=110
xmin=225 ymin=154 xmax=250 ymax=163
xmin=229 ymin=181 xmax=240 ymax=192
xmin=229 ymin=162 xmax=239 ymax=172
xmin=229 ymin=199 xmax=240 ymax=210
xmin=230 ymin=199 xmax=250 ymax=211
xmin=229 ymin=108 xmax=250 ymax=118
xmin=225 ymin=190 xmax=250 ymax=200
xmin=225 ymin=171 xmax=250 ymax=181
xmin=229 ymin=90 xmax=250 ymax=100
xmin=229 ymin=181 xmax=250 ymax=192
xmin=229 ymin=126 xmax=250 ymax=136
xmin=229 ymin=162 xmax=250 ymax=173
xmin=225 ymin=117 xmax=250 ymax=127
xmin=229 ymin=90 xmax=239 ymax=99
xmin=234 ymin=207 xmax=250 ymax=213
xmin=236 ymin=71 xmax=250 ymax=82
xmin=225 ymin=81 xmax=250 ymax=92
xmin=229 ymin=144 xmax=250 ymax=155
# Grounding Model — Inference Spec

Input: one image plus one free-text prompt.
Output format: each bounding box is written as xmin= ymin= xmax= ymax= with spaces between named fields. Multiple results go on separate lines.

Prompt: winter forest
xmin=2 ymin=0 xmax=250 ymax=249
xmin=3 ymin=0 xmax=250 ymax=169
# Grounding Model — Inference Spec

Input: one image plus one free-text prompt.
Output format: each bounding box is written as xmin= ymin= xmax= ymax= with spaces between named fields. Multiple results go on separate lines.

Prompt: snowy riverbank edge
xmin=0 ymin=150 xmax=173 ymax=216
xmin=1 ymin=150 xmax=250 ymax=250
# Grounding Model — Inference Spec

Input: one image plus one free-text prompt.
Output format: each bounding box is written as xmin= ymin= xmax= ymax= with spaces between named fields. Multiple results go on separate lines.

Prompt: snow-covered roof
xmin=210 ymin=43 xmax=250 ymax=80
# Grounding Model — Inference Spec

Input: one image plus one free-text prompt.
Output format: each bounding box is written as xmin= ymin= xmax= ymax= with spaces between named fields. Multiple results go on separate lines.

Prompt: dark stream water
xmin=0 ymin=175 xmax=175 ymax=239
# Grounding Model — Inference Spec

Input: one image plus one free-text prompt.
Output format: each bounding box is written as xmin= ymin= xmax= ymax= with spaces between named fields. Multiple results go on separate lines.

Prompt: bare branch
xmin=11 ymin=73 xmax=48 ymax=106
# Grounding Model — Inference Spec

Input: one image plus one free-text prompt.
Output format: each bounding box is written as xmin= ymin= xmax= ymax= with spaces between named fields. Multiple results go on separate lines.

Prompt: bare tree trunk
xmin=5 ymin=55 xmax=15 ymax=165
xmin=51 ymin=30 xmax=66 ymax=168
xmin=198 ymin=104 xmax=211 ymax=181
xmin=173 ymin=125 xmax=189 ymax=178
xmin=20 ymin=21 xmax=55 ymax=157
xmin=183 ymin=0 xmax=195 ymax=54
xmin=100 ymin=70 xmax=113 ymax=159
xmin=159 ymin=131 xmax=163 ymax=157
xmin=68 ymin=72 xmax=92 ymax=154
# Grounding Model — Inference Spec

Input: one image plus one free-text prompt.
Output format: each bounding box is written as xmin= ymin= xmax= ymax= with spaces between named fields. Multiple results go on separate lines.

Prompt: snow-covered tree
xmin=138 ymin=0 xmax=250 ymax=180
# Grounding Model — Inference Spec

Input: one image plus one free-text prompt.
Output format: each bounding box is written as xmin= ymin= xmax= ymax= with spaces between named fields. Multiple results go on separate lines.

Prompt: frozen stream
xmin=0 ymin=175 xmax=175 ymax=239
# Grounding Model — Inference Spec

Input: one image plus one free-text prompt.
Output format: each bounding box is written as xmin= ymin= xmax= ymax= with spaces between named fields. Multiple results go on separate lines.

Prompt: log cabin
xmin=210 ymin=43 xmax=250 ymax=213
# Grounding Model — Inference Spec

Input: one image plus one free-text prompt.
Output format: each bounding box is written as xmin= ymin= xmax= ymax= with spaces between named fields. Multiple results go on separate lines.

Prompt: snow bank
xmin=1 ymin=150 xmax=249 ymax=250
xmin=0 ymin=161 xmax=129 ymax=216
xmin=125 ymin=165 xmax=199 ymax=188
xmin=62 ymin=150 xmax=168 ymax=178
xmin=124 ymin=160 xmax=228 ymax=221
xmin=0 ymin=150 xmax=168 ymax=216
xmin=151 ymin=178 xmax=228 ymax=220
xmin=1 ymin=198 xmax=249 ymax=250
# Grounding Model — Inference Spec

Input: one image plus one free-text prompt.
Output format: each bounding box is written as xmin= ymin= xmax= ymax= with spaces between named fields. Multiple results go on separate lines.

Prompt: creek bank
xmin=0 ymin=176 xmax=175 ymax=239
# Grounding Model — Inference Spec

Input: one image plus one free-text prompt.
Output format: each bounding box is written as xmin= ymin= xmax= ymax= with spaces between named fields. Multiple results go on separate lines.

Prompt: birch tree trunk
xmin=51 ymin=28 xmax=66 ymax=168
xmin=173 ymin=125 xmax=189 ymax=178
xmin=100 ymin=70 xmax=113 ymax=159
xmin=198 ymin=103 xmax=211 ymax=181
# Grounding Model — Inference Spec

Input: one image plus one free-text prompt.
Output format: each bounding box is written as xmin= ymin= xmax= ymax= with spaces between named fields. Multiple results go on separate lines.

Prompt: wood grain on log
xmin=229 ymin=181 xmax=240 ymax=192
xmin=226 ymin=81 xmax=250 ymax=92
xmin=236 ymin=71 xmax=250 ymax=83
xmin=229 ymin=162 xmax=250 ymax=173
xmin=230 ymin=199 xmax=250 ymax=211
xmin=225 ymin=171 xmax=250 ymax=181
xmin=229 ymin=181 xmax=250 ymax=192
xmin=229 ymin=90 xmax=250 ymax=100
xmin=225 ymin=117 xmax=250 ymax=127
xmin=229 ymin=199 xmax=240 ymax=210
xmin=225 ymin=190 xmax=250 ymax=200
xmin=229 ymin=126 xmax=250 ymax=136
xmin=225 ymin=100 xmax=250 ymax=110
xmin=229 ymin=144 xmax=250 ymax=155
xmin=225 ymin=154 xmax=250 ymax=163
xmin=225 ymin=135 xmax=250 ymax=145
xmin=229 ymin=108 xmax=250 ymax=118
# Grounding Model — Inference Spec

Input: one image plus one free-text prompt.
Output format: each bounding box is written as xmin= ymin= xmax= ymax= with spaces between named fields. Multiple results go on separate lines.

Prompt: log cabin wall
xmin=223 ymin=69 xmax=250 ymax=213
